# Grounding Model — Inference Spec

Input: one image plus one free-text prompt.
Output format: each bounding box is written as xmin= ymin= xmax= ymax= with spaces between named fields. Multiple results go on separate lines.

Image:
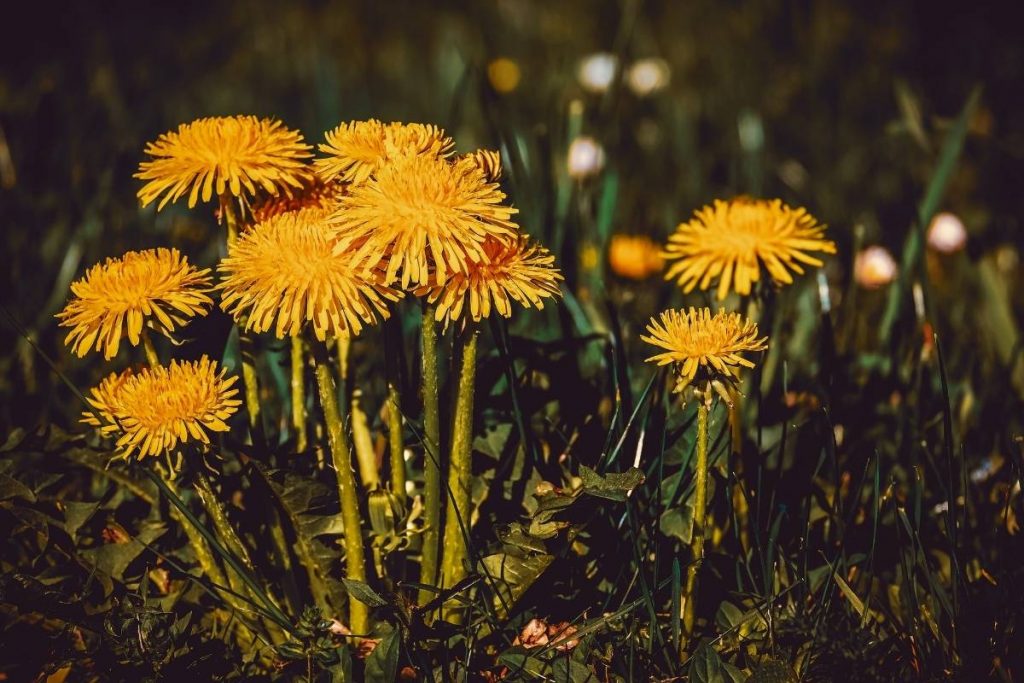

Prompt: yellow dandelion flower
xmin=642 ymin=307 xmax=767 ymax=397
xmin=608 ymin=234 xmax=664 ymax=280
xmin=218 ymin=206 xmax=401 ymax=341
xmin=136 ymin=116 xmax=313 ymax=210
xmin=328 ymin=153 xmax=519 ymax=289
xmin=457 ymin=149 xmax=503 ymax=183
xmin=415 ymin=235 xmax=563 ymax=328
xmin=315 ymin=119 xmax=454 ymax=186
xmin=663 ymin=198 xmax=836 ymax=300
xmin=82 ymin=357 xmax=241 ymax=460
xmin=249 ymin=175 xmax=344 ymax=223
xmin=56 ymin=248 xmax=213 ymax=360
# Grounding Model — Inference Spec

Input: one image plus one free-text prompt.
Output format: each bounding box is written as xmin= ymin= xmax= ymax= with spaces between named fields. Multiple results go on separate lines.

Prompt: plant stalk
xmin=683 ymin=401 xmax=709 ymax=639
xmin=141 ymin=330 xmax=160 ymax=367
xmin=350 ymin=389 xmax=380 ymax=490
xmin=440 ymin=328 xmax=478 ymax=623
xmin=418 ymin=303 xmax=442 ymax=605
xmin=313 ymin=347 xmax=369 ymax=636
xmin=291 ymin=336 xmax=307 ymax=452
xmin=387 ymin=382 xmax=406 ymax=502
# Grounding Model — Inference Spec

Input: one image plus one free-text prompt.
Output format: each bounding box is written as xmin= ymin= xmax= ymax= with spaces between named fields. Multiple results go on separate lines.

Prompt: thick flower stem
xmin=440 ymin=328 xmax=478 ymax=623
xmin=220 ymin=193 xmax=264 ymax=447
xmin=141 ymin=330 xmax=160 ymax=367
xmin=683 ymin=401 xmax=709 ymax=639
xmin=387 ymin=382 xmax=406 ymax=502
xmin=418 ymin=303 xmax=442 ymax=606
xmin=193 ymin=470 xmax=287 ymax=645
xmin=313 ymin=349 xmax=369 ymax=636
xmin=350 ymin=390 xmax=380 ymax=490
xmin=291 ymin=336 xmax=307 ymax=452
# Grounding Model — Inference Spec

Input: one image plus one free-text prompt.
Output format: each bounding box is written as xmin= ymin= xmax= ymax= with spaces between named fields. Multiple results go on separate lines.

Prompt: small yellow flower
xmin=457 ymin=149 xmax=503 ymax=183
xmin=218 ymin=207 xmax=401 ymax=341
xmin=642 ymin=307 xmax=767 ymax=398
xmin=328 ymin=153 xmax=519 ymax=289
xmin=56 ymin=248 xmax=213 ymax=360
xmin=608 ymin=234 xmax=663 ymax=280
xmin=82 ymin=356 xmax=241 ymax=460
xmin=136 ymin=116 xmax=313 ymax=210
xmin=315 ymin=119 xmax=454 ymax=186
xmin=663 ymin=198 xmax=836 ymax=300
xmin=415 ymin=235 xmax=563 ymax=328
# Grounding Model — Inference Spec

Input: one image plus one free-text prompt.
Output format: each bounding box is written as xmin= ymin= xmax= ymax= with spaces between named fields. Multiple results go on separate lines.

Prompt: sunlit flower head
xmin=56 ymin=248 xmax=213 ymax=360
xmin=249 ymin=175 xmax=344 ymax=223
xmin=328 ymin=154 xmax=519 ymax=289
xmin=663 ymin=198 xmax=836 ymax=301
xmin=315 ymin=119 xmax=454 ymax=186
xmin=927 ymin=212 xmax=967 ymax=254
xmin=136 ymin=116 xmax=313 ymax=210
xmin=415 ymin=235 xmax=562 ymax=328
xmin=608 ymin=234 xmax=663 ymax=280
xmin=82 ymin=357 xmax=241 ymax=460
xmin=854 ymin=245 xmax=898 ymax=289
xmin=218 ymin=207 xmax=400 ymax=341
xmin=643 ymin=307 xmax=767 ymax=401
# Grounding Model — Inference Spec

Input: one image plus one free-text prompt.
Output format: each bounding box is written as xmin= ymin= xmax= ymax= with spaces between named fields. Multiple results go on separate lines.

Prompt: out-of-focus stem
xmin=350 ymin=389 xmax=380 ymax=490
xmin=291 ymin=336 xmax=307 ymax=452
xmin=418 ymin=303 xmax=442 ymax=606
xmin=313 ymin=347 xmax=369 ymax=636
xmin=387 ymin=382 xmax=406 ymax=502
xmin=440 ymin=328 xmax=478 ymax=623
xmin=683 ymin=401 xmax=709 ymax=638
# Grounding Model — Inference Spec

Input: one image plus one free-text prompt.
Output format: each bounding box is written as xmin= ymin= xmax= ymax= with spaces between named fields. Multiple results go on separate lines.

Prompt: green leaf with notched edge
xmin=480 ymin=551 xmax=554 ymax=620
xmin=341 ymin=578 xmax=388 ymax=609
xmin=659 ymin=501 xmax=694 ymax=544
xmin=579 ymin=465 xmax=644 ymax=502
xmin=251 ymin=462 xmax=347 ymax=616
xmin=364 ymin=627 xmax=400 ymax=683
xmin=689 ymin=639 xmax=726 ymax=683
xmin=81 ymin=520 xmax=166 ymax=582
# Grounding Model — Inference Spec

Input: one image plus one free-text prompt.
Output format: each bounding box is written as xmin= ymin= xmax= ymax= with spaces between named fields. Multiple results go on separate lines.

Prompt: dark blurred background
xmin=1 ymin=0 xmax=1022 ymax=430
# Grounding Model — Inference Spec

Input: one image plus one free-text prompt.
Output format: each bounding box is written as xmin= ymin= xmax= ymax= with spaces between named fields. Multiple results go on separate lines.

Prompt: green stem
xmin=350 ymin=389 xmax=380 ymax=490
xmin=141 ymin=329 xmax=160 ymax=367
xmin=683 ymin=401 xmax=709 ymax=638
xmin=440 ymin=328 xmax=478 ymax=623
xmin=291 ymin=336 xmax=307 ymax=452
xmin=387 ymin=382 xmax=406 ymax=502
xmin=418 ymin=303 xmax=442 ymax=606
xmin=313 ymin=347 xmax=369 ymax=636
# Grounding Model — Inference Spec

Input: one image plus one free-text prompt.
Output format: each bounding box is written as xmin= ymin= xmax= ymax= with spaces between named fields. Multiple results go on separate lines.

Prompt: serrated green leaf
xmin=364 ymin=628 xmax=400 ymax=683
xmin=689 ymin=639 xmax=725 ymax=683
xmin=341 ymin=578 xmax=388 ymax=608
xmin=480 ymin=552 xmax=554 ymax=620
xmin=579 ymin=465 xmax=644 ymax=502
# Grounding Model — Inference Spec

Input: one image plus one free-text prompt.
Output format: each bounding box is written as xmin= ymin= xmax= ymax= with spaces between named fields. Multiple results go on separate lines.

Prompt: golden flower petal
xmin=415 ymin=235 xmax=562 ymax=329
xmin=81 ymin=356 xmax=241 ymax=461
xmin=56 ymin=248 xmax=213 ymax=360
xmin=328 ymin=153 xmax=519 ymax=289
xmin=663 ymin=198 xmax=836 ymax=300
xmin=136 ymin=116 xmax=313 ymax=210
xmin=642 ymin=307 xmax=767 ymax=392
xmin=315 ymin=119 xmax=454 ymax=186
xmin=218 ymin=206 xmax=401 ymax=341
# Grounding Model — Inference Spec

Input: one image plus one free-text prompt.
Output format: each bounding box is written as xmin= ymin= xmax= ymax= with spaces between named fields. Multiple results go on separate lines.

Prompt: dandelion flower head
xmin=643 ymin=307 xmax=767 ymax=399
xmin=82 ymin=357 xmax=241 ymax=460
xmin=56 ymin=248 xmax=213 ymax=360
xmin=136 ymin=115 xmax=313 ymax=210
xmin=218 ymin=206 xmax=401 ymax=341
xmin=663 ymin=198 xmax=836 ymax=300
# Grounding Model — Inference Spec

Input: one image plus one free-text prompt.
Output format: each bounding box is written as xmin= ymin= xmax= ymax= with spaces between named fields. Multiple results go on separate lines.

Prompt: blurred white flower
xmin=927 ymin=212 xmax=967 ymax=254
xmin=854 ymin=246 xmax=898 ymax=289
xmin=626 ymin=58 xmax=670 ymax=96
xmin=577 ymin=53 xmax=618 ymax=93
xmin=567 ymin=136 xmax=605 ymax=179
